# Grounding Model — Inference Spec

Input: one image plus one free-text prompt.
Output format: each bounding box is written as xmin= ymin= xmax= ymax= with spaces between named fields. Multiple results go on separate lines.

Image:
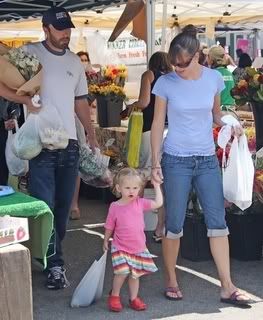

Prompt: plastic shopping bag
xmin=75 ymin=116 xmax=112 ymax=187
xmin=12 ymin=113 xmax=42 ymax=160
xmin=255 ymin=147 xmax=263 ymax=169
xmin=221 ymin=132 xmax=254 ymax=210
xmin=79 ymin=146 xmax=110 ymax=180
xmin=5 ymin=130 xmax=28 ymax=176
xmin=37 ymin=104 xmax=69 ymax=150
xmin=71 ymin=251 xmax=107 ymax=307
xmin=125 ymin=109 xmax=143 ymax=168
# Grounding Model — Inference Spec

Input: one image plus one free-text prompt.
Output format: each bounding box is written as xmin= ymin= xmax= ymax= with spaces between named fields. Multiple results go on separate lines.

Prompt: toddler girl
xmin=103 ymin=167 xmax=163 ymax=312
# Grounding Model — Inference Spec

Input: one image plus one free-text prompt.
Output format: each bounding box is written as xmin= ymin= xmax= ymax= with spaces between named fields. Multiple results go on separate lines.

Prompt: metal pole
xmin=146 ymin=0 xmax=156 ymax=62
xmin=161 ymin=0 xmax=167 ymax=51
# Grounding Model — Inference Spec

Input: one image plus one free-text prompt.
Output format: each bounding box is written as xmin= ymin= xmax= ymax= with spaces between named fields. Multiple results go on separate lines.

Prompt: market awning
xmin=0 ymin=0 xmax=127 ymax=22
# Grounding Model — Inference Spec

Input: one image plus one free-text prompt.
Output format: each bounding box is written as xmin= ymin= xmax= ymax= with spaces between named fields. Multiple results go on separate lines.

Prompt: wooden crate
xmin=235 ymin=110 xmax=254 ymax=127
xmin=0 ymin=244 xmax=33 ymax=320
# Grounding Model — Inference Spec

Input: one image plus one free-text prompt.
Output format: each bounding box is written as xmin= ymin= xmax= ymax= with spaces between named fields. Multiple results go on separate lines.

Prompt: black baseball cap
xmin=42 ymin=7 xmax=75 ymax=30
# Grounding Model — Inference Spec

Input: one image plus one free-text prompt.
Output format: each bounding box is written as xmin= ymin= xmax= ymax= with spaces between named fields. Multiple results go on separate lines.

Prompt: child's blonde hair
xmin=112 ymin=167 xmax=146 ymax=197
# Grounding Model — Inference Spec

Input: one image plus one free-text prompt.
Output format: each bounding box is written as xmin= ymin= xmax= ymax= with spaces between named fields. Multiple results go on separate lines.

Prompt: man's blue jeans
xmin=29 ymin=140 xmax=79 ymax=269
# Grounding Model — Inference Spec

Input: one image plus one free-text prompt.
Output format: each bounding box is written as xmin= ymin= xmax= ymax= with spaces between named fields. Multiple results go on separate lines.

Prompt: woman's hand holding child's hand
xmin=151 ymin=164 xmax=163 ymax=185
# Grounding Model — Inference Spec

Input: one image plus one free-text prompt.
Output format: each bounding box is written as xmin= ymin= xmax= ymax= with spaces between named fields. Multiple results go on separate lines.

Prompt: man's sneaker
xmin=46 ymin=266 xmax=69 ymax=290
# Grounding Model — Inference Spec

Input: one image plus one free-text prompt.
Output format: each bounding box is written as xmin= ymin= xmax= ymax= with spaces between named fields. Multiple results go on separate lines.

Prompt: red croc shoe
xmin=108 ymin=295 xmax=123 ymax=312
xmin=129 ymin=297 xmax=147 ymax=311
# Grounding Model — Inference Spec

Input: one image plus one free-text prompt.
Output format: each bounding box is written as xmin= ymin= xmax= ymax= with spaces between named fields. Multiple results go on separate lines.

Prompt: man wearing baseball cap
xmin=22 ymin=7 xmax=98 ymax=290
xmin=42 ymin=6 xmax=75 ymax=31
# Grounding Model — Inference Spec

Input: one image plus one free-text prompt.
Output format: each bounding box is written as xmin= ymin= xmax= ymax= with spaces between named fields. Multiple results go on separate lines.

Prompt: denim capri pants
xmin=161 ymin=153 xmax=229 ymax=239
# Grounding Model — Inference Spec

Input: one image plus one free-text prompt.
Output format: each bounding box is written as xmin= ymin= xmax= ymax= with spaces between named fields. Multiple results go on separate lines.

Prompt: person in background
xmin=0 ymin=100 xmax=24 ymax=185
xmin=23 ymin=7 xmax=98 ymax=289
xmin=103 ymin=167 xmax=163 ymax=312
xmin=208 ymin=46 xmax=236 ymax=111
xmin=199 ymin=43 xmax=209 ymax=66
xmin=0 ymin=82 xmax=39 ymax=185
xmin=233 ymin=53 xmax=252 ymax=83
xmin=77 ymin=51 xmax=101 ymax=77
xmin=151 ymin=24 xmax=252 ymax=307
xmin=235 ymin=48 xmax=243 ymax=65
xmin=129 ymin=51 xmax=173 ymax=242
xmin=69 ymin=51 xmax=100 ymax=220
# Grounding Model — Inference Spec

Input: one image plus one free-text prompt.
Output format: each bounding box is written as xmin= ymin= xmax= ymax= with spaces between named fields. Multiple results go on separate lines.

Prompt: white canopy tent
xmin=146 ymin=0 xmax=263 ymax=59
xmin=1 ymin=0 xmax=263 ymax=62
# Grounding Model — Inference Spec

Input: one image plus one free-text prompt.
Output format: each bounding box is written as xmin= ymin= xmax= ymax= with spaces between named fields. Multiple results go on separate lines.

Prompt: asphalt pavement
xmin=32 ymin=197 xmax=263 ymax=320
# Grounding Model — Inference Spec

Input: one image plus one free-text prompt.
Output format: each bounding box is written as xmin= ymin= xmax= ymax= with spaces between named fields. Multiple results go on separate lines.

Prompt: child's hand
xmin=103 ymin=241 xmax=109 ymax=252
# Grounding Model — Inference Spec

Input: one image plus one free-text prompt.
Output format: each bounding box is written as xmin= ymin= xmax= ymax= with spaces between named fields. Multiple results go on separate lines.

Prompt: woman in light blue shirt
xmin=151 ymin=25 xmax=252 ymax=307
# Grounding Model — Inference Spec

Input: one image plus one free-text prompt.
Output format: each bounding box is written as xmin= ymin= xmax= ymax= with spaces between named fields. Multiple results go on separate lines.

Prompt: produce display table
xmin=235 ymin=110 xmax=254 ymax=127
xmin=95 ymin=126 xmax=127 ymax=162
xmin=0 ymin=192 xmax=54 ymax=269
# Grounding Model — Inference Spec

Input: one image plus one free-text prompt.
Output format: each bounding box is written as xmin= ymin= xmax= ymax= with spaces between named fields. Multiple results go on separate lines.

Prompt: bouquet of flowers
xmin=245 ymin=127 xmax=256 ymax=153
xmin=231 ymin=67 xmax=263 ymax=105
xmin=88 ymin=64 xmax=127 ymax=99
xmin=101 ymin=64 xmax=127 ymax=87
xmin=0 ymin=43 xmax=42 ymax=96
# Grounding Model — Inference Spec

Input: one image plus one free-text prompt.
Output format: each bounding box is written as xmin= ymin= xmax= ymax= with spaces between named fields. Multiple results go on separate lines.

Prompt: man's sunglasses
xmin=174 ymin=51 xmax=197 ymax=69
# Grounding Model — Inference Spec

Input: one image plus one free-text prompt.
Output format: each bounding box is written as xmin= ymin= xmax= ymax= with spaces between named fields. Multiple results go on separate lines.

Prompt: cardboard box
xmin=0 ymin=216 xmax=29 ymax=248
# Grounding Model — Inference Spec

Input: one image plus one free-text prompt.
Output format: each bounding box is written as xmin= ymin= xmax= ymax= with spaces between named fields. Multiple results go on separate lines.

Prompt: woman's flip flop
xmin=220 ymin=290 xmax=253 ymax=308
xmin=164 ymin=287 xmax=183 ymax=301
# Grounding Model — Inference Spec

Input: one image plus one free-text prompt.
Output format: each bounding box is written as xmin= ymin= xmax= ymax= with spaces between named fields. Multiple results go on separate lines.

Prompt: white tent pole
xmin=256 ymin=30 xmax=262 ymax=57
xmin=146 ymin=0 xmax=156 ymax=62
xmin=161 ymin=0 xmax=167 ymax=51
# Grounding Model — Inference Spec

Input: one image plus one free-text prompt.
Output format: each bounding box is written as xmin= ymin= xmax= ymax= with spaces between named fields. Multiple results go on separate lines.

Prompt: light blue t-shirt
xmin=152 ymin=67 xmax=225 ymax=156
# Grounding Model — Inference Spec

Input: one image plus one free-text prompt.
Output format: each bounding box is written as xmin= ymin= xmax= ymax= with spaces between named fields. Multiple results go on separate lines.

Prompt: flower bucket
xmin=251 ymin=102 xmax=263 ymax=151
xmin=226 ymin=203 xmax=263 ymax=261
xmin=180 ymin=214 xmax=212 ymax=262
xmin=96 ymin=95 xmax=123 ymax=128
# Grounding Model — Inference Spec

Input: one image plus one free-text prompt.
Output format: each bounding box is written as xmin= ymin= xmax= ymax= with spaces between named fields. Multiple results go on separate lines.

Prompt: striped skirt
xmin=111 ymin=246 xmax=158 ymax=279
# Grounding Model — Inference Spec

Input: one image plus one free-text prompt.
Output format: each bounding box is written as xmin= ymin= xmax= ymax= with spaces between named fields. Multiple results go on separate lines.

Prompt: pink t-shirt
xmin=104 ymin=197 xmax=152 ymax=254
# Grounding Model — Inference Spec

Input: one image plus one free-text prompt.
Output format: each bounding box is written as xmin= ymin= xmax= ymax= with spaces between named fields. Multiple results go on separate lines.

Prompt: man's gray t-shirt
xmin=23 ymin=41 xmax=87 ymax=140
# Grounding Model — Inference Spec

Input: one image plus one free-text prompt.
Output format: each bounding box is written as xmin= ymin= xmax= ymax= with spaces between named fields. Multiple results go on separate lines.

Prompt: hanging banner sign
xmin=237 ymin=39 xmax=249 ymax=53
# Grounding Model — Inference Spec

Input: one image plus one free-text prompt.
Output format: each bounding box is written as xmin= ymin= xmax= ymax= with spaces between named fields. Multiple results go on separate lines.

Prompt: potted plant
xmin=88 ymin=65 xmax=127 ymax=128
xmin=231 ymin=67 xmax=263 ymax=151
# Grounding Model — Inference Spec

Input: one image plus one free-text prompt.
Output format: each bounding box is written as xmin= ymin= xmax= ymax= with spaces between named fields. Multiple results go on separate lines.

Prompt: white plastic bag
xmin=12 ymin=113 xmax=42 ymax=160
xmin=221 ymin=132 xmax=254 ymax=210
xmin=71 ymin=251 xmax=107 ymax=308
xmin=37 ymin=104 xmax=69 ymax=150
xmin=5 ymin=130 xmax=28 ymax=176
